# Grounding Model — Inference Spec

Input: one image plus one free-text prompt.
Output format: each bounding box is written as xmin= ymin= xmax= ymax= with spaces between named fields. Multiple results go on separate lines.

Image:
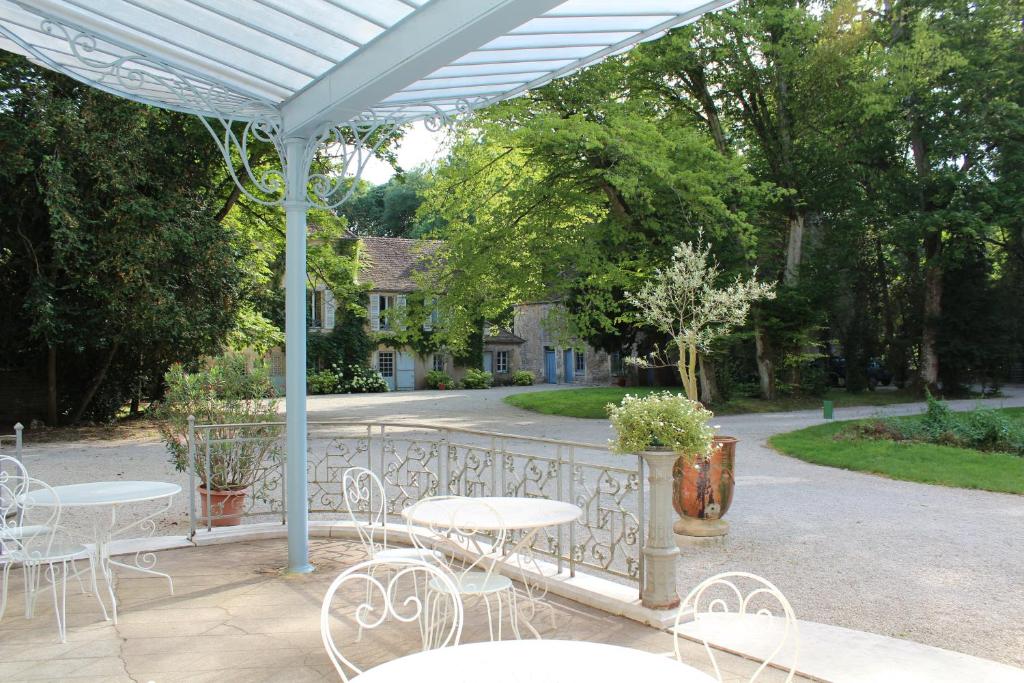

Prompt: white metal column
xmin=283 ymin=136 xmax=313 ymax=574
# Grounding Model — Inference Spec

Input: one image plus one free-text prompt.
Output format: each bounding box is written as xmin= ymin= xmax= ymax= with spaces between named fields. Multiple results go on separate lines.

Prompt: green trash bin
xmin=823 ymin=400 xmax=834 ymax=420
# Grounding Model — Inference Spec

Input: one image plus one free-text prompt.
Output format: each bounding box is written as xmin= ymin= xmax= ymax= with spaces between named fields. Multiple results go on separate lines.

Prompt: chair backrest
xmin=342 ymin=466 xmax=388 ymax=557
xmin=3 ymin=476 xmax=62 ymax=563
xmin=675 ymin=571 xmax=799 ymax=683
xmin=1 ymin=454 xmax=30 ymax=549
xmin=320 ymin=557 xmax=463 ymax=682
xmin=408 ymin=496 xmax=507 ymax=583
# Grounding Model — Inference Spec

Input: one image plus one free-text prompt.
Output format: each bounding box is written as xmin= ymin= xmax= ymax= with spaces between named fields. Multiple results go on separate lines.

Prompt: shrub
xmin=606 ymin=392 xmax=714 ymax=456
xmin=155 ymin=354 xmax=281 ymax=491
xmin=462 ymin=368 xmax=493 ymax=389
xmin=337 ymin=364 xmax=389 ymax=393
xmin=307 ymin=369 xmax=338 ymax=395
xmin=425 ymin=370 xmax=454 ymax=389
xmin=511 ymin=370 xmax=535 ymax=386
xmin=836 ymin=396 xmax=1024 ymax=456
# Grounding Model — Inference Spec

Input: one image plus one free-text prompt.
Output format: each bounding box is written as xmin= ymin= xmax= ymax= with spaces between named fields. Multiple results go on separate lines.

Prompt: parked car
xmin=827 ymin=356 xmax=893 ymax=389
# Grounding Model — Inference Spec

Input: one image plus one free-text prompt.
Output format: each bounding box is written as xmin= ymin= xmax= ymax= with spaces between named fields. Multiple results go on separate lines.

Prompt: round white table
xmin=351 ymin=639 xmax=717 ymax=682
xmin=23 ymin=480 xmax=181 ymax=622
xmin=401 ymin=496 xmax=582 ymax=531
xmin=402 ymin=496 xmax=582 ymax=638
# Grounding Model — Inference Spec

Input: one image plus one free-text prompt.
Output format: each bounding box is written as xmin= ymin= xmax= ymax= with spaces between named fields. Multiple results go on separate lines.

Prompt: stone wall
xmin=513 ymin=302 xmax=616 ymax=386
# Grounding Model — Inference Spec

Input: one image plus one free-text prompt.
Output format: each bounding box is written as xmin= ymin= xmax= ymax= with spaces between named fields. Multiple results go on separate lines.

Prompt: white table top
xmin=352 ymin=639 xmax=716 ymax=683
xmin=401 ymin=496 xmax=581 ymax=531
xmin=23 ymin=481 xmax=182 ymax=507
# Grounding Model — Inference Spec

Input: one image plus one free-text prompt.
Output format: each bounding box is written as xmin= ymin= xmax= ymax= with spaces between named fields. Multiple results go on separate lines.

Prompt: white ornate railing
xmin=186 ymin=420 xmax=647 ymax=587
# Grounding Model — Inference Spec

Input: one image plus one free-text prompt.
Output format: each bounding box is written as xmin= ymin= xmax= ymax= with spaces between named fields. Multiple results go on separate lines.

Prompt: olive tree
xmin=628 ymin=238 xmax=776 ymax=402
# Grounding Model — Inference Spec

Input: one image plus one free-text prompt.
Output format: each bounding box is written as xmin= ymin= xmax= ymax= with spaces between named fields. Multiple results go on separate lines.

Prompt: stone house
xmin=512 ymin=301 xmax=623 ymax=386
xmin=269 ymin=236 xmax=618 ymax=391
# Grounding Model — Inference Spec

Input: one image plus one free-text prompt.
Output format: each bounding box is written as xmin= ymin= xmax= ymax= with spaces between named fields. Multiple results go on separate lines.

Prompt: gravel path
xmin=14 ymin=385 xmax=1024 ymax=666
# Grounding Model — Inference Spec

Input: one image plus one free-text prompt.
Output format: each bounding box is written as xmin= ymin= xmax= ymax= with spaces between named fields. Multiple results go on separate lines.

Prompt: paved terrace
xmin=0 ymin=538 xmax=805 ymax=683
xmin=17 ymin=386 xmax=1024 ymax=668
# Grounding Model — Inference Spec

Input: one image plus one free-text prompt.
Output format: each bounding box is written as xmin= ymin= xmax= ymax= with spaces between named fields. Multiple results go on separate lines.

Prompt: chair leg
xmin=87 ymin=554 xmax=110 ymax=621
xmin=507 ymin=589 xmax=524 ymax=640
xmin=70 ymin=559 xmax=88 ymax=595
xmin=47 ymin=563 xmax=67 ymax=643
xmin=0 ymin=562 xmax=10 ymax=622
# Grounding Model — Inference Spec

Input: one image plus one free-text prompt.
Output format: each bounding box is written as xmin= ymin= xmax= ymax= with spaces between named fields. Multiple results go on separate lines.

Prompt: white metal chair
xmin=320 ymin=557 xmax=463 ymax=682
xmin=409 ymin=496 xmax=523 ymax=641
xmin=674 ymin=571 xmax=800 ymax=682
xmin=1 ymin=476 xmax=90 ymax=642
xmin=342 ymin=466 xmax=442 ymax=564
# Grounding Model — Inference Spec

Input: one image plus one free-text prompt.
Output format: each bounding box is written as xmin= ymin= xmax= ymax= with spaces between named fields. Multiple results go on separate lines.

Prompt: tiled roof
xmin=484 ymin=329 xmax=526 ymax=345
xmin=357 ymin=236 xmax=440 ymax=293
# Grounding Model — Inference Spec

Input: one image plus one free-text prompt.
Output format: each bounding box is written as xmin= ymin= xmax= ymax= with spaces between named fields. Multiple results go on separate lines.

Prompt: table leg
xmin=87 ymin=498 xmax=176 ymax=624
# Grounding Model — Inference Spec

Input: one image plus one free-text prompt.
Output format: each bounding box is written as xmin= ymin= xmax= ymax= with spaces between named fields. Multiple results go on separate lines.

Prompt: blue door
xmin=563 ymin=349 xmax=574 ymax=383
xmin=544 ymin=349 xmax=557 ymax=384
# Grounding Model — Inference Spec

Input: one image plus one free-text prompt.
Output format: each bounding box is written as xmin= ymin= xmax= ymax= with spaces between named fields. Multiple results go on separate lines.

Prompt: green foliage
xmin=772 ymin=409 xmax=1024 ymax=494
xmin=0 ymin=54 xmax=258 ymax=422
xmin=606 ymin=392 xmax=714 ymax=456
xmin=339 ymin=170 xmax=442 ymax=238
xmin=511 ymin=370 xmax=535 ymax=386
xmin=424 ymin=370 xmax=454 ymax=389
xmin=155 ymin=354 xmax=280 ymax=491
xmin=461 ymin=369 xmax=493 ymax=390
xmin=839 ymin=396 xmax=1024 ymax=457
xmin=336 ymin=364 xmax=389 ymax=394
xmin=306 ymin=370 xmax=338 ymax=395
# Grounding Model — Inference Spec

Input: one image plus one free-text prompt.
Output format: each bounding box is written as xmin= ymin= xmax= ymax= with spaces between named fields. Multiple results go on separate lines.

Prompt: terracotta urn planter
xmin=197 ymin=486 xmax=247 ymax=527
xmin=671 ymin=435 xmax=737 ymax=537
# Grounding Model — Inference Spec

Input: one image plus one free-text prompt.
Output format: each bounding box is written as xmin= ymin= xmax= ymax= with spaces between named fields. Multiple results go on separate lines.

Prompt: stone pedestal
xmin=639 ymin=449 xmax=681 ymax=610
xmin=674 ymin=516 xmax=729 ymax=537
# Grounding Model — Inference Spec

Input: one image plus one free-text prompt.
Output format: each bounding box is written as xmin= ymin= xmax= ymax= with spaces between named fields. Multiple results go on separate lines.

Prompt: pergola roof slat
xmin=0 ymin=0 xmax=736 ymax=129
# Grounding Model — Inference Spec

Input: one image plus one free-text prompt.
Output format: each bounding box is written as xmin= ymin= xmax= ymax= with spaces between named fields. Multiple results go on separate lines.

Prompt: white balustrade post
xmin=639 ymin=449 xmax=681 ymax=610
xmin=284 ymin=136 xmax=313 ymax=574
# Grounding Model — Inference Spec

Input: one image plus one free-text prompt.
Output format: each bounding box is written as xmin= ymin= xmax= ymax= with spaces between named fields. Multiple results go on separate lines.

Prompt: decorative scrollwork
xmin=6 ymin=11 xmax=491 ymax=213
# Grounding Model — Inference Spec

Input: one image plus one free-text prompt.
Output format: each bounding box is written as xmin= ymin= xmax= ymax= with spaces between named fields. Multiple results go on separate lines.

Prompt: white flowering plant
xmin=606 ymin=392 xmax=715 ymax=457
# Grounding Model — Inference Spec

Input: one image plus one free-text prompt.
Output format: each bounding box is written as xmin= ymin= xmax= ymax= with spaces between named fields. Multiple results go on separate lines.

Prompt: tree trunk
xmin=920 ymin=230 xmax=942 ymax=393
xmin=71 ymin=342 xmax=120 ymax=424
xmin=698 ymin=355 xmax=721 ymax=405
xmin=47 ymin=346 xmax=57 ymax=426
xmin=909 ymin=113 xmax=940 ymax=394
xmin=784 ymin=211 xmax=805 ymax=285
xmin=754 ymin=325 xmax=775 ymax=400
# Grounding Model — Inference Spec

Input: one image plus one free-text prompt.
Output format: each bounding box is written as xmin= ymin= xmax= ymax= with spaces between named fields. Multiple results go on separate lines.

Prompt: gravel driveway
xmin=14 ymin=384 xmax=1024 ymax=666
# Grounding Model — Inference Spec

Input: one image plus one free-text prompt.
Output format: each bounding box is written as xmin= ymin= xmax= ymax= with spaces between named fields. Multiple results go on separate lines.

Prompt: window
xmin=574 ymin=350 xmax=586 ymax=373
xmin=423 ymin=298 xmax=440 ymax=331
xmin=495 ymin=350 xmax=509 ymax=374
xmin=610 ymin=351 xmax=623 ymax=375
xmin=307 ymin=289 xmax=324 ymax=329
xmin=376 ymin=351 xmax=394 ymax=378
xmin=377 ymin=295 xmax=394 ymax=331
xmin=432 ymin=354 xmax=445 ymax=372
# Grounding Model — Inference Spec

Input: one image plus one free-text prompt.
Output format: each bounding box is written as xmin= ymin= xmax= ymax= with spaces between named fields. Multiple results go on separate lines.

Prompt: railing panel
xmin=188 ymin=420 xmax=644 ymax=586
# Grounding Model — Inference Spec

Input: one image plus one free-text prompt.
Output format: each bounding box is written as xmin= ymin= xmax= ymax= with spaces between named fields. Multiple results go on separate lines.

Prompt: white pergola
xmin=0 ymin=0 xmax=734 ymax=574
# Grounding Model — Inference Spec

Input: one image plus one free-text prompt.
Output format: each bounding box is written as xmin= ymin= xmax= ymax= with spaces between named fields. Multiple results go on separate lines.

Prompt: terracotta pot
xmin=197 ymin=486 xmax=247 ymax=527
xmin=438 ymin=383 xmax=446 ymax=390
xmin=672 ymin=436 xmax=737 ymax=521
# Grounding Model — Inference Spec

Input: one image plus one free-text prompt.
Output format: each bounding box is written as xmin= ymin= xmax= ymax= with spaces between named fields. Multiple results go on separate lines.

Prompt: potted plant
xmin=156 ymin=354 xmax=281 ymax=527
xmin=625 ymin=237 xmax=775 ymax=536
xmin=607 ymin=392 xmax=715 ymax=460
xmin=607 ymin=391 xmax=715 ymax=608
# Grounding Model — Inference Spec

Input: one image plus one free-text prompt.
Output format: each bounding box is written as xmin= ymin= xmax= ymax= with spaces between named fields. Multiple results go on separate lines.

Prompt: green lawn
xmin=768 ymin=408 xmax=1024 ymax=494
xmin=504 ymin=386 xmax=921 ymax=419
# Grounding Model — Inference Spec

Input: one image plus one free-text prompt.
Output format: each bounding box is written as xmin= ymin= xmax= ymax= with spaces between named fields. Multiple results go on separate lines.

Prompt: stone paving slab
xmin=0 ymin=538 xmax=805 ymax=683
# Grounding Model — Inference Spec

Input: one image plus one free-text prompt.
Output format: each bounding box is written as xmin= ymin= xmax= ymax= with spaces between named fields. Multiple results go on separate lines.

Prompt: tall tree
xmin=0 ymin=55 xmax=258 ymax=422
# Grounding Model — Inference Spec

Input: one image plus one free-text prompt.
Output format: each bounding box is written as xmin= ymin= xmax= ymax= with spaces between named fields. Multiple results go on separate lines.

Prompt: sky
xmin=359 ymin=121 xmax=451 ymax=185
